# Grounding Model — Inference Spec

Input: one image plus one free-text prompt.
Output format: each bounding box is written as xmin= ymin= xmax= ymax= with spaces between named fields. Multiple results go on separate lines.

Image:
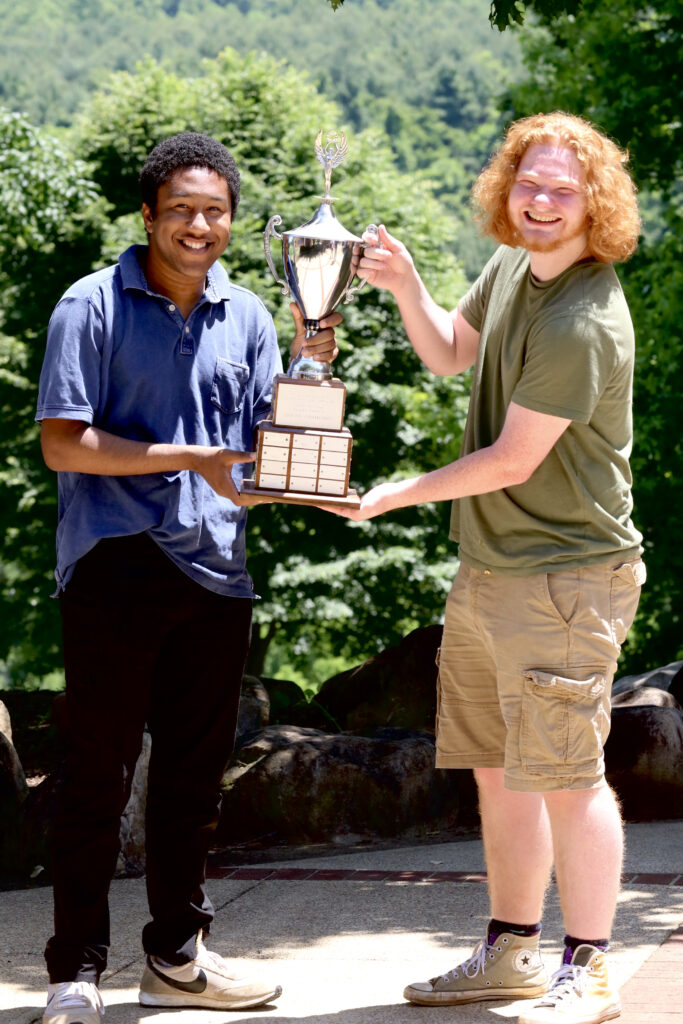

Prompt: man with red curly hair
xmin=331 ymin=112 xmax=645 ymax=1024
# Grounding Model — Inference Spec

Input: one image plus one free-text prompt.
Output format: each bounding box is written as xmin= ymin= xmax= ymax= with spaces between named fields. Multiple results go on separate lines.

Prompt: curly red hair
xmin=472 ymin=111 xmax=640 ymax=264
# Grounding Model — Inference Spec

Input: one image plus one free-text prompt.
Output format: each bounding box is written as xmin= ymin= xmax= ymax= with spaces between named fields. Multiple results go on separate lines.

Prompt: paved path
xmin=1 ymin=820 xmax=681 ymax=1024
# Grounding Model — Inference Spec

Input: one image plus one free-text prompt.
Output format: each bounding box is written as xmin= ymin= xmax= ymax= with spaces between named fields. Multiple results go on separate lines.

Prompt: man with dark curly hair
xmin=330 ymin=112 xmax=645 ymax=1024
xmin=36 ymin=132 xmax=340 ymax=1024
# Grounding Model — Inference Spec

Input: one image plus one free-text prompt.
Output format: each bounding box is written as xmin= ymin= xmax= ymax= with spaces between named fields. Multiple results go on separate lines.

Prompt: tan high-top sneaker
xmin=518 ymin=945 xmax=620 ymax=1024
xmin=403 ymin=931 xmax=549 ymax=1006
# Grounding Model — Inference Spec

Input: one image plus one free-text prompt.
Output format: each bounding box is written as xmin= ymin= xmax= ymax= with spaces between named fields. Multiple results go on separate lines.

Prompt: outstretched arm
xmin=358 ymin=224 xmax=480 ymax=376
xmin=325 ymin=402 xmax=572 ymax=521
xmin=40 ymin=418 xmax=261 ymax=506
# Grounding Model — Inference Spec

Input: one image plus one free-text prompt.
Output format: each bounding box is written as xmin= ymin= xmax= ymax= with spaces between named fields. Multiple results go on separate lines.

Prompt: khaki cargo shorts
xmin=435 ymin=559 xmax=645 ymax=792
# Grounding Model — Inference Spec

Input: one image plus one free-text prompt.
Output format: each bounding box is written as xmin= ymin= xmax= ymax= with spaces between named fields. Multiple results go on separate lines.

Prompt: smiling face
xmin=507 ymin=143 xmax=589 ymax=261
xmin=142 ymin=166 xmax=232 ymax=293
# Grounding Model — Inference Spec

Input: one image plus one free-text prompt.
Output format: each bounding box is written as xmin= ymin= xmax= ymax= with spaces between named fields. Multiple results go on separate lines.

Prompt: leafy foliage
xmin=618 ymin=222 xmax=683 ymax=671
xmin=507 ymin=0 xmax=682 ymax=195
xmin=0 ymin=111 xmax=109 ymax=685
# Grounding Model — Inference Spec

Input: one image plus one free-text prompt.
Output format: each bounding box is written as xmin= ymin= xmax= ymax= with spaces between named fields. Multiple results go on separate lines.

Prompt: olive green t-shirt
xmin=450 ymin=245 xmax=642 ymax=574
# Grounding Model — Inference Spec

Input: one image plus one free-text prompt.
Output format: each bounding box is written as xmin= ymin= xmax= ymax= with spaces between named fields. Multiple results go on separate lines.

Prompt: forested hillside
xmin=3 ymin=0 xmax=519 ymax=275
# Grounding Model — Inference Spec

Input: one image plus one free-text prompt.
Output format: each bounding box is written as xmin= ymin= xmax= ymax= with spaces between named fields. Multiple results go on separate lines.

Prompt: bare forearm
xmin=379 ymin=445 xmax=529 ymax=512
xmin=340 ymin=402 xmax=572 ymax=522
xmin=41 ymin=422 xmax=211 ymax=476
xmin=393 ymin=270 xmax=462 ymax=376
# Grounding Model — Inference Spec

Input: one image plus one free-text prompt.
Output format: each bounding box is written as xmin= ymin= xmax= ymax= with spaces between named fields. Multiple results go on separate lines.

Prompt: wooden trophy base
xmin=240 ymin=478 xmax=360 ymax=509
xmin=240 ymin=374 xmax=360 ymax=508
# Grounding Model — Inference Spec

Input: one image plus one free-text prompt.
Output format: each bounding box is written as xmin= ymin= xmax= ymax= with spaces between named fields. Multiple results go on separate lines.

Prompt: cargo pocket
xmin=520 ymin=667 xmax=609 ymax=776
xmin=211 ymin=358 xmax=249 ymax=415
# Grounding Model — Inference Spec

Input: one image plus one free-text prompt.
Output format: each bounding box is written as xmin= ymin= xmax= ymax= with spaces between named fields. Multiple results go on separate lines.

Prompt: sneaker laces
xmin=195 ymin=937 xmax=242 ymax=979
xmin=537 ymin=963 xmax=588 ymax=1006
xmin=49 ymin=981 xmax=104 ymax=1014
xmin=438 ymin=939 xmax=500 ymax=984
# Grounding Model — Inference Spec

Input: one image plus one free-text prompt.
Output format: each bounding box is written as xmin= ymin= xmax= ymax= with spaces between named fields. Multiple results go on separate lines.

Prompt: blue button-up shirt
xmin=36 ymin=245 xmax=283 ymax=595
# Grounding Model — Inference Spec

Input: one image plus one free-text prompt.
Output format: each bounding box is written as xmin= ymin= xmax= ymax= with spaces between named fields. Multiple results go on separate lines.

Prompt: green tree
xmin=0 ymin=110 xmax=109 ymax=686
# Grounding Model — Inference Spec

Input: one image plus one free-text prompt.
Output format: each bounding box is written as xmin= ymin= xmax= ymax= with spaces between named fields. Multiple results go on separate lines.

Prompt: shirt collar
xmin=118 ymin=245 xmax=231 ymax=304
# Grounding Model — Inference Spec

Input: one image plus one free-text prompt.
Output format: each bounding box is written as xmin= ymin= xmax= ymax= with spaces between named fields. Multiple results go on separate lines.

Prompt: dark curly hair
xmin=140 ymin=132 xmax=241 ymax=216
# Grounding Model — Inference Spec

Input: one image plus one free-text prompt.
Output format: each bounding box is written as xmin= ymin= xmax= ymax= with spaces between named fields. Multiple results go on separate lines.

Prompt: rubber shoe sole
xmin=518 ymin=998 xmax=621 ymax=1024
xmin=404 ymin=980 xmax=549 ymax=1006
xmin=138 ymin=962 xmax=282 ymax=1011
xmin=139 ymin=985 xmax=282 ymax=1010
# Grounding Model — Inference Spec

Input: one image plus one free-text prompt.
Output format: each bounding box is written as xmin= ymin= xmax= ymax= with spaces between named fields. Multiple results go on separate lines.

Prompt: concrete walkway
xmin=1 ymin=820 xmax=682 ymax=1024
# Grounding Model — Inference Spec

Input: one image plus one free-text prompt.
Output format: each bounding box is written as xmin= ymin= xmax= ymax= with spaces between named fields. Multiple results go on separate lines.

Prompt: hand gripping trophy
xmin=239 ymin=130 xmax=376 ymax=508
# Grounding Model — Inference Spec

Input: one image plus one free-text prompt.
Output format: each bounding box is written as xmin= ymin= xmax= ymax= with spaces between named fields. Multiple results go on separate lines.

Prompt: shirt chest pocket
xmin=210 ymin=358 xmax=250 ymax=415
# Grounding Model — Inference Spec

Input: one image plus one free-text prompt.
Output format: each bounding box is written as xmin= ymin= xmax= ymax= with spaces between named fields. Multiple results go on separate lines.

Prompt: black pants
xmin=45 ymin=534 xmax=252 ymax=983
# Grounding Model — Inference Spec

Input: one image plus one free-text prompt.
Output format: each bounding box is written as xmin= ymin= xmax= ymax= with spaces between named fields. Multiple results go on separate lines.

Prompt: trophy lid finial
xmin=315 ymin=129 xmax=348 ymax=204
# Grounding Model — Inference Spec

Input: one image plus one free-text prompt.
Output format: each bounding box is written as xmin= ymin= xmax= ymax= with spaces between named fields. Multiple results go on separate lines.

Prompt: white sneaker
xmin=518 ymin=945 xmax=621 ymax=1024
xmin=139 ymin=934 xmax=282 ymax=1010
xmin=43 ymin=981 xmax=103 ymax=1024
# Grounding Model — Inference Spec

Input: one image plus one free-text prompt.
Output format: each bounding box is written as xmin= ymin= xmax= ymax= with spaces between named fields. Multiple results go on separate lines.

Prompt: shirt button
xmin=483 ymin=569 xmax=491 ymax=575
xmin=185 ymin=325 xmax=190 ymax=333
xmin=168 ymin=304 xmax=176 ymax=312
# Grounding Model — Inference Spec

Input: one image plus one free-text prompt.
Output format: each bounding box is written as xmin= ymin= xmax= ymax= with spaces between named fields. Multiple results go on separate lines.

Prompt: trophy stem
xmin=288 ymin=325 xmax=333 ymax=381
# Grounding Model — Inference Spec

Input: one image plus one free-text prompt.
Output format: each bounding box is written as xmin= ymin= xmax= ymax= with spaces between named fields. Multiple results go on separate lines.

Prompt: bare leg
xmin=475 ymin=767 xmax=554 ymax=923
xmin=543 ymin=783 xmax=623 ymax=938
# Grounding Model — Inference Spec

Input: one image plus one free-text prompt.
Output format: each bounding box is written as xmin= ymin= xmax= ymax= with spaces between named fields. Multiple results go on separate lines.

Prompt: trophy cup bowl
xmin=264 ymin=204 xmax=367 ymax=380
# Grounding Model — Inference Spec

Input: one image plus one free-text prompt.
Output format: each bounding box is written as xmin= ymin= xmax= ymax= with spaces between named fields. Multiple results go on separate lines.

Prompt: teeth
xmin=182 ymin=240 xmax=208 ymax=250
xmin=527 ymin=212 xmax=559 ymax=223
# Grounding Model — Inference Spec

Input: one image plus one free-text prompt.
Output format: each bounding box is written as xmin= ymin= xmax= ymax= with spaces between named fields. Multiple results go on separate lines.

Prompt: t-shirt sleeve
xmin=512 ymin=313 xmax=617 ymax=423
xmin=457 ymin=249 xmax=504 ymax=331
xmin=35 ymin=295 xmax=104 ymax=423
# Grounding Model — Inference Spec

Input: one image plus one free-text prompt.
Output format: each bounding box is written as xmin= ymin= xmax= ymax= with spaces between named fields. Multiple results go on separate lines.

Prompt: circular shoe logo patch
xmin=512 ymin=948 xmax=540 ymax=973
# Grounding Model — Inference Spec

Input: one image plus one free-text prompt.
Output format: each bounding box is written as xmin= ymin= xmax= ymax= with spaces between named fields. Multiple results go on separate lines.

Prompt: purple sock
xmin=563 ymin=934 xmax=609 ymax=965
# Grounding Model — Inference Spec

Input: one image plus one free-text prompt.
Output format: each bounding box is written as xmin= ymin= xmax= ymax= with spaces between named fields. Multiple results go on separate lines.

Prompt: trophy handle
xmin=264 ymin=215 xmax=290 ymax=297
xmin=343 ymin=224 xmax=379 ymax=304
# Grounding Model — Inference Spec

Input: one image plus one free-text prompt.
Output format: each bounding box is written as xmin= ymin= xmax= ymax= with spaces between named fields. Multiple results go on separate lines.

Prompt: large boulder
xmin=315 ymin=625 xmax=441 ymax=733
xmin=115 ymin=730 xmax=151 ymax=878
xmin=260 ymin=677 xmax=333 ymax=730
xmin=234 ymin=676 xmax=271 ymax=747
xmin=612 ymin=686 xmax=680 ymax=709
xmin=0 ymin=731 xmax=30 ymax=875
xmin=605 ymin=705 xmax=683 ymax=820
xmin=0 ymin=699 xmax=13 ymax=745
xmin=217 ymin=724 xmax=476 ymax=847
xmin=612 ymin=660 xmax=683 ymax=704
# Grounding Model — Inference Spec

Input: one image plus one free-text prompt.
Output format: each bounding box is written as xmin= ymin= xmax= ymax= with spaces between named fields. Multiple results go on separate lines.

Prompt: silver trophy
xmin=264 ymin=130 xmax=376 ymax=380
xmin=241 ymin=131 xmax=375 ymax=508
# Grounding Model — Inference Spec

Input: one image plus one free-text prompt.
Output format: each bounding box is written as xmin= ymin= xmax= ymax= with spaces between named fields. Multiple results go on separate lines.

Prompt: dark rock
xmin=0 ymin=731 xmax=28 ymax=809
xmin=116 ymin=730 xmax=151 ymax=878
xmin=0 ymin=690 xmax=65 ymax=778
xmin=612 ymin=660 xmax=683 ymax=700
xmin=235 ymin=676 xmax=270 ymax=747
xmin=260 ymin=677 xmax=333 ymax=730
xmin=606 ymin=705 xmax=683 ymax=820
xmin=612 ymin=686 xmax=680 ymax=709
xmin=315 ymin=625 xmax=442 ymax=733
xmin=217 ymin=724 xmax=475 ymax=847
xmin=0 ymin=731 xmax=30 ymax=875
xmin=0 ymin=699 xmax=13 ymax=745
